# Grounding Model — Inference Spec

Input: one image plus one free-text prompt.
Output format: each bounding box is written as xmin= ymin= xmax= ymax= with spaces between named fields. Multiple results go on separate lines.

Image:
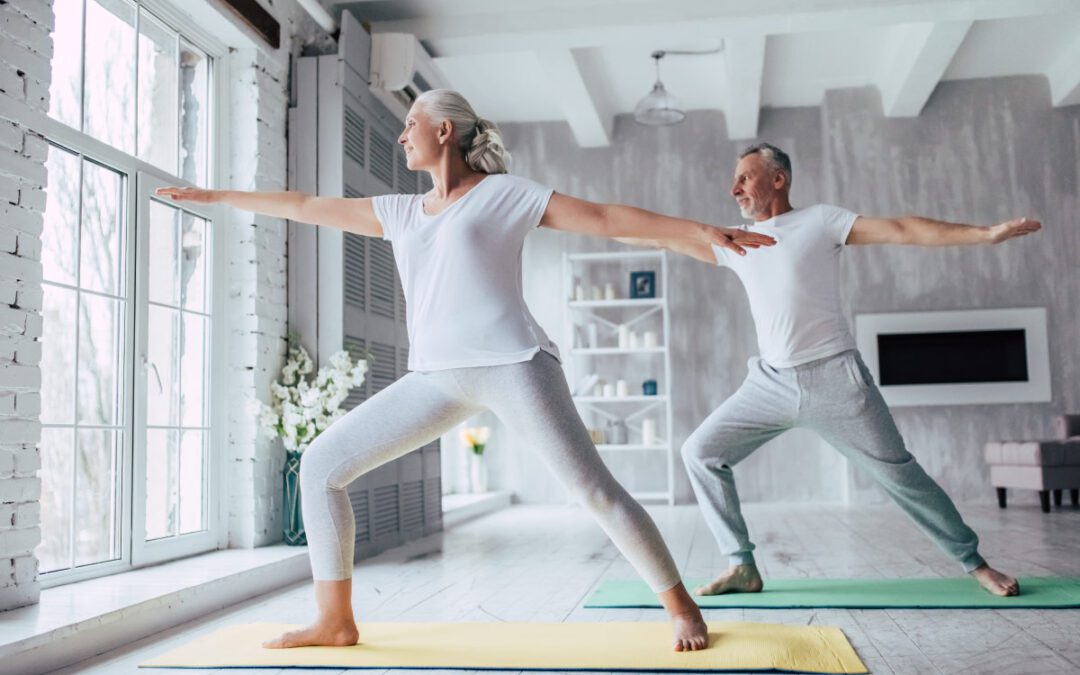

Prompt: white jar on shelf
xmin=642 ymin=418 xmax=657 ymax=446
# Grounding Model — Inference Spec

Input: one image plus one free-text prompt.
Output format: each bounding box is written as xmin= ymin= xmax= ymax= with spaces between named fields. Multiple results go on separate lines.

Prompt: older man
xmin=626 ymin=143 xmax=1039 ymax=597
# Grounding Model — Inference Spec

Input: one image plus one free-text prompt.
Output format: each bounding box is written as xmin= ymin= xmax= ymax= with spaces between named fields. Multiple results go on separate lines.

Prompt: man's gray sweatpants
xmin=682 ymin=349 xmax=985 ymax=572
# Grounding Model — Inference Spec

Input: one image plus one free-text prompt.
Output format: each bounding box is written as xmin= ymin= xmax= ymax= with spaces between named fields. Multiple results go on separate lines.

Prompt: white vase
xmin=469 ymin=453 xmax=488 ymax=493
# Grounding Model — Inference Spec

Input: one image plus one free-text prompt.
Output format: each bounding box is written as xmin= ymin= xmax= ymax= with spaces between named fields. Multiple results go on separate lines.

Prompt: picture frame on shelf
xmin=630 ymin=271 xmax=656 ymax=298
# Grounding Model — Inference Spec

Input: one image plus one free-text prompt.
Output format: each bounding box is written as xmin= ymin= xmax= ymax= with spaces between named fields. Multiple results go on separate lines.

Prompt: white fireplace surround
xmin=855 ymin=307 xmax=1051 ymax=407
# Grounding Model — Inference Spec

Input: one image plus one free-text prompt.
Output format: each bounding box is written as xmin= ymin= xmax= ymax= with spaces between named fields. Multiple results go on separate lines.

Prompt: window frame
xmin=130 ymin=172 xmax=223 ymax=566
xmin=37 ymin=0 xmax=231 ymax=589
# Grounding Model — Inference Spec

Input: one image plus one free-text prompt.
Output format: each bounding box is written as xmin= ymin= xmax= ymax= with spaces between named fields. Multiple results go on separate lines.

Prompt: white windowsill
xmin=0 ymin=494 xmax=512 ymax=674
xmin=442 ymin=491 xmax=513 ymax=528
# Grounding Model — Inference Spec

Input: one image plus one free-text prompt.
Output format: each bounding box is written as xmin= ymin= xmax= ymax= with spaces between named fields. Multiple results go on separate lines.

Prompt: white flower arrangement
xmin=258 ymin=342 xmax=369 ymax=452
xmin=460 ymin=426 xmax=491 ymax=456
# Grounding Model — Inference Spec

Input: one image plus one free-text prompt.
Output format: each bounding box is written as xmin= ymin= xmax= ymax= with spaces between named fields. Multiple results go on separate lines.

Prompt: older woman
xmin=158 ymin=89 xmax=774 ymax=652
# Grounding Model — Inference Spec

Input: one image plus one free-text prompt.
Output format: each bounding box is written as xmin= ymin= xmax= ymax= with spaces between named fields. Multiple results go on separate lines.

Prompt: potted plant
xmin=460 ymin=426 xmax=492 ymax=493
xmin=257 ymin=340 xmax=368 ymax=545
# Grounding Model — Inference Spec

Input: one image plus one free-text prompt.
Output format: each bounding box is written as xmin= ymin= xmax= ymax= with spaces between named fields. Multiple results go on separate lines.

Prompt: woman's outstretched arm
xmin=540 ymin=192 xmax=774 ymax=256
xmin=612 ymin=237 xmax=720 ymax=264
xmin=155 ymin=187 xmax=383 ymax=238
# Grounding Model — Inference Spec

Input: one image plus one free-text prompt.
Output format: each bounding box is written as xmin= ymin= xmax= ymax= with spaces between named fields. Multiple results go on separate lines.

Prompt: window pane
xmin=84 ymin=0 xmax=136 ymax=154
xmin=180 ymin=312 xmax=206 ymax=427
xmin=146 ymin=304 xmax=179 ymax=426
xmin=178 ymin=430 xmax=204 ymax=534
xmin=137 ymin=11 xmax=178 ymax=174
xmin=40 ymin=286 xmax=77 ymax=425
xmin=79 ymin=160 xmax=125 ymax=296
xmin=48 ymin=0 xmax=84 ymax=129
xmin=42 ymin=146 xmax=81 ymax=287
xmin=78 ymin=294 xmax=123 ymax=425
xmin=148 ymin=200 xmax=179 ymax=306
xmin=180 ymin=212 xmax=206 ymax=312
xmin=145 ymin=428 xmax=178 ymax=540
xmin=179 ymin=40 xmax=209 ymax=186
xmin=38 ymin=428 xmax=74 ymax=573
xmin=75 ymin=429 xmax=120 ymax=566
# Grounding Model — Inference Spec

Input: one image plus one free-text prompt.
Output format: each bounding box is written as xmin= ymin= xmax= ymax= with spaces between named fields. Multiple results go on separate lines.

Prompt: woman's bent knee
xmin=299 ymin=441 xmax=339 ymax=492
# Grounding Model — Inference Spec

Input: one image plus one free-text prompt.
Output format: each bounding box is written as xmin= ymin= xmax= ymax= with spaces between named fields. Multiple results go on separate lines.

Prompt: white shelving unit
xmin=562 ymin=250 xmax=675 ymax=504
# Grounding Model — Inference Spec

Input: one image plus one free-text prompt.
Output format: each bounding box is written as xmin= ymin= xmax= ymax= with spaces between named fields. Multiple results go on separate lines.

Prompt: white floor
xmin=51 ymin=501 xmax=1080 ymax=674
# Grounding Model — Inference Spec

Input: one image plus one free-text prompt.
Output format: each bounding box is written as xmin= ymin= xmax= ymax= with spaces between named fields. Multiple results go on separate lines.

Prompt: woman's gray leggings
xmin=300 ymin=351 xmax=682 ymax=592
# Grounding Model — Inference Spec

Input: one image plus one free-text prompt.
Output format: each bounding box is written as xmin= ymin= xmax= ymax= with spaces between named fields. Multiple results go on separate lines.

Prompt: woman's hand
xmin=702 ymin=225 xmax=776 ymax=256
xmin=155 ymin=186 xmax=222 ymax=204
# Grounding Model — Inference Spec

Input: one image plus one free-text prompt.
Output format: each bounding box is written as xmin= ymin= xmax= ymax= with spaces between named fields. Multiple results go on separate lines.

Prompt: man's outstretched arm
xmin=846 ymin=215 xmax=1041 ymax=246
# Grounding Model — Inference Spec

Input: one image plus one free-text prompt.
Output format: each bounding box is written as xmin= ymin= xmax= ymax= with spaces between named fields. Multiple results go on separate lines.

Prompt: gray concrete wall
xmin=503 ymin=75 xmax=1079 ymax=507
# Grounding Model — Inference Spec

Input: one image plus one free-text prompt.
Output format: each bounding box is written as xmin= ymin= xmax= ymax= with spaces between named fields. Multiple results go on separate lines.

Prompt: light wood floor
xmin=54 ymin=501 xmax=1080 ymax=674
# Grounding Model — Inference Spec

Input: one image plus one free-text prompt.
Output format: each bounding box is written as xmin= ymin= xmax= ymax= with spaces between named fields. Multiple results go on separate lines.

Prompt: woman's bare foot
xmin=658 ymin=582 xmax=709 ymax=651
xmin=695 ymin=563 xmax=764 ymax=596
xmin=970 ymin=563 xmax=1020 ymax=597
xmin=264 ymin=579 xmax=359 ymax=648
xmin=262 ymin=620 xmax=360 ymax=649
xmin=671 ymin=609 xmax=710 ymax=652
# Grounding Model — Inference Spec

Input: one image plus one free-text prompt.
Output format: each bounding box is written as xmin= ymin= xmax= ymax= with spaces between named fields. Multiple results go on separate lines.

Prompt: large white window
xmin=38 ymin=0 xmax=224 ymax=585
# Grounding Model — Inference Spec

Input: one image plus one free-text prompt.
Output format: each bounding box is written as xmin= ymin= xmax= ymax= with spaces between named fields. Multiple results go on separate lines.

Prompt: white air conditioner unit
xmin=370 ymin=33 xmax=448 ymax=121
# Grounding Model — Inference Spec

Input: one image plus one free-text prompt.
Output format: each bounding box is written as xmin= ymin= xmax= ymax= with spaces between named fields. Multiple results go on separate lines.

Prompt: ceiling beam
xmin=536 ymin=50 xmax=613 ymax=147
xmin=1047 ymin=33 xmax=1080 ymax=107
xmin=367 ymin=0 xmax=1076 ymax=57
xmin=722 ymin=35 xmax=766 ymax=140
xmin=878 ymin=20 xmax=972 ymax=117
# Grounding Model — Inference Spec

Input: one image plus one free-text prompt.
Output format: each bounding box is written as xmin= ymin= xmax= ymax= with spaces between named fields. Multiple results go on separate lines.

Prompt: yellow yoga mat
xmin=141 ymin=621 xmax=867 ymax=673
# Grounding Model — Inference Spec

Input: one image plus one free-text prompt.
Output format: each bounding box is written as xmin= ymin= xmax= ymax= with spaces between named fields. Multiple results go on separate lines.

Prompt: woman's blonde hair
xmin=414 ymin=89 xmax=510 ymax=174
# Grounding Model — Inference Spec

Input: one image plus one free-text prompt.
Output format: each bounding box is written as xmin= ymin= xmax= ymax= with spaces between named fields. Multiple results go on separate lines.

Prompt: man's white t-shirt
xmin=372 ymin=173 xmax=560 ymax=372
xmin=711 ymin=204 xmax=859 ymax=368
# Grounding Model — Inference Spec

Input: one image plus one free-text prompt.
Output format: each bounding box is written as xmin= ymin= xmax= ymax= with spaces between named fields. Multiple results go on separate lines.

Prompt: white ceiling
xmin=333 ymin=0 xmax=1080 ymax=147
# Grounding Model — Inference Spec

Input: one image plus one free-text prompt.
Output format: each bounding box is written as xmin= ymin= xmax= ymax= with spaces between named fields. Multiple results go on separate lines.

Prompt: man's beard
xmin=739 ymin=197 xmax=766 ymax=220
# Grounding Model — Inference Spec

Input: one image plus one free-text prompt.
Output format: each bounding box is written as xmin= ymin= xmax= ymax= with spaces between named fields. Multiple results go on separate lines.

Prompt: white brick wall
xmin=0 ymin=0 xmax=321 ymax=612
xmin=0 ymin=0 xmax=52 ymax=612
xmin=224 ymin=46 xmax=290 ymax=548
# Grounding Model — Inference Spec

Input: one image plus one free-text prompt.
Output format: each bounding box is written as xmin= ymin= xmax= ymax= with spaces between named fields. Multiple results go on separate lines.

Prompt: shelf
xmin=630 ymin=491 xmax=672 ymax=502
xmin=571 ymin=347 xmax=666 ymax=355
xmin=568 ymin=250 xmax=664 ymax=262
xmin=596 ymin=444 xmax=670 ymax=452
xmin=569 ymin=299 xmax=664 ymax=309
xmin=573 ymin=395 xmax=668 ymax=403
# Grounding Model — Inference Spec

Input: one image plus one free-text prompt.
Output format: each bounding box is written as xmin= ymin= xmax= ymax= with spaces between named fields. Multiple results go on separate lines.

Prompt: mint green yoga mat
xmin=585 ymin=577 xmax=1080 ymax=609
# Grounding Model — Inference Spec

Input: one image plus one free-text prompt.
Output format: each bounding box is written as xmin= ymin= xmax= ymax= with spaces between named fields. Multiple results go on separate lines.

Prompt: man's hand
xmin=987 ymin=217 xmax=1041 ymax=244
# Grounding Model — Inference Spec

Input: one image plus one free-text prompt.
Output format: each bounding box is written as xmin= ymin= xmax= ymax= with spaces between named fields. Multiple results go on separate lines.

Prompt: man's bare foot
xmin=970 ymin=563 xmax=1020 ymax=597
xmin=671 ymin=609 xmax=710 ymax=652
xmin=262 ymin=620 xmax=360 ymax=649
xmin=695 ymin=563 xmax=764 ymax=596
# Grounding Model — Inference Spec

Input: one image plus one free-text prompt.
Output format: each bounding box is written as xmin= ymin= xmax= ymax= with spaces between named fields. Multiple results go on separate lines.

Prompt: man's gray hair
xmin=739 ymin=143 xmax=792 ymax=189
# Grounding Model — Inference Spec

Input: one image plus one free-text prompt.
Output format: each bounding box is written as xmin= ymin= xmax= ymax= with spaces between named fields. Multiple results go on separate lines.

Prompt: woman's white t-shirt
xmin=372 ymin=174 xmax=560 ymax=372
xmin=711 ymin=204 xmax=859 ymax=368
